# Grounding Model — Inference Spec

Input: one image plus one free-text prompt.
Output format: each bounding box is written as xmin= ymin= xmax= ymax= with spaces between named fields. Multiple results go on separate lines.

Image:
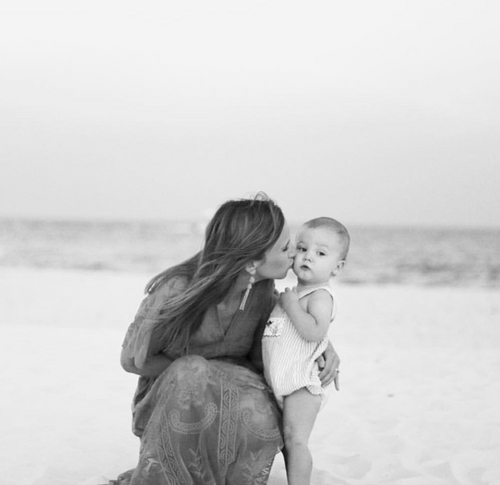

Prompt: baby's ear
xmin=332 ymin=260 xmax=346 ymax=276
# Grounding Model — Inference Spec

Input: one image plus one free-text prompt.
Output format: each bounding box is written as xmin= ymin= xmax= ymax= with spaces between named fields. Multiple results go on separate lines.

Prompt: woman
xmin=116 ymin=193 xmax=339 ymax=485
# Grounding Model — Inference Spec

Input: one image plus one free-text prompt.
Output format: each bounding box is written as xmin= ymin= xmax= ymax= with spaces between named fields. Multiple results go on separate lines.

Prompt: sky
xmin=1 ymin=0 xmax=499 ymax=228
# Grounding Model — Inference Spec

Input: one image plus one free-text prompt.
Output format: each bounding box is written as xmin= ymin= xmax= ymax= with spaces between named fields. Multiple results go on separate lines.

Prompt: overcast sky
xmin=1 ymin=0 xmax=499 ymax=228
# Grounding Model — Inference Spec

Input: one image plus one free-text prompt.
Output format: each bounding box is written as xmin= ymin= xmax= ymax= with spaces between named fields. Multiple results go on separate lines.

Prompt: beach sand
xmin=1 ymin=268 xmax=499 ymax=485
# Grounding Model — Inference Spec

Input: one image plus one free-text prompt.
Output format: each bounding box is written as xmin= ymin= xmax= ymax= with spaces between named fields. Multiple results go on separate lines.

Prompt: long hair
xmin=147 ymin=192 xmax=285 ymax=353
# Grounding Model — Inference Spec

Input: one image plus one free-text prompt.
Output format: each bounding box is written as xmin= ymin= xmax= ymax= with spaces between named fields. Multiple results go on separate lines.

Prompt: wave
xmin=1 ymin=218 xmax=499 ymax=287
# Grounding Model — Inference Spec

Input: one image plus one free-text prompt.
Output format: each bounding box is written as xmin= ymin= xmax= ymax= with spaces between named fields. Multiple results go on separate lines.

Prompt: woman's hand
xmin=317 ymin=340 xmax=341 ymax=391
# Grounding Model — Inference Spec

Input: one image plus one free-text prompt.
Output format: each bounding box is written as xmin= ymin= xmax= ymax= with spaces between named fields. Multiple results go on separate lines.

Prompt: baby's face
xmin=293 ymin=227 xmax=345 ymax=285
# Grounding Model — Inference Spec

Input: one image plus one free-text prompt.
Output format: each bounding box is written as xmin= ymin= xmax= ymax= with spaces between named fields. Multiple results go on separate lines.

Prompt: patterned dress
xmin=262 ymin=285 xmax=337 ymax=409
xmin=116 ymin=277 xmax=283 ymax=485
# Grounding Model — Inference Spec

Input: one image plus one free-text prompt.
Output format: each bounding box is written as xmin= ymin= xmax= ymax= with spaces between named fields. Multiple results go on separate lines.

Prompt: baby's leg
xmin=282 ymin=388 xmax=322 ymax=485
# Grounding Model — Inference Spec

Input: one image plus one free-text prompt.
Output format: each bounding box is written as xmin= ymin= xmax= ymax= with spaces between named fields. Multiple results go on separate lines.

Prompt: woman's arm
xmin=120 ymin=348 xmax=173 ymax=377
xmin=121 ymin=277 xmax=186 ymax=377
xmin=318 ymin=340 xmax=340 ymax=390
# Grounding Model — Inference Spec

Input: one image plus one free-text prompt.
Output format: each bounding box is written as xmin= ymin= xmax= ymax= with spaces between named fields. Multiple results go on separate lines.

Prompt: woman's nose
xmin=288 ymin=246 xmax=296 ymax=258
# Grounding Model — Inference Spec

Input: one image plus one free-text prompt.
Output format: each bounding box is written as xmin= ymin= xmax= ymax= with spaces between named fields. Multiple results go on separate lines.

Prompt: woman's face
xmin=254 ymin=223 xmax=295 ymax=281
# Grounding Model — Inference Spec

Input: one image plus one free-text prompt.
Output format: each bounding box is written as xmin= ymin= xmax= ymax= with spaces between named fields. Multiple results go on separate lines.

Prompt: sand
xmin=1 ymin=268 xmax=499 ymax=485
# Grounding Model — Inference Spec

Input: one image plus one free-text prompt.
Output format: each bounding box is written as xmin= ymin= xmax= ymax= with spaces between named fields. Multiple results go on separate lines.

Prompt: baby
xmin=262 ymin=216 xmax=350 ymax=485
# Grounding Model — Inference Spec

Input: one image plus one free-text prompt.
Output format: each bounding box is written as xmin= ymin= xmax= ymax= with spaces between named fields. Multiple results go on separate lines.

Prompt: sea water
xmin=1 ymin=218 xmax=499 ymax=288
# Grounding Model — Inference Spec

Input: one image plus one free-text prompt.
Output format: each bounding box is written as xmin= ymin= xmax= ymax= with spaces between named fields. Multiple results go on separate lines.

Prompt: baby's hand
xmin=280 ymin=287 xmax=299 ymax=309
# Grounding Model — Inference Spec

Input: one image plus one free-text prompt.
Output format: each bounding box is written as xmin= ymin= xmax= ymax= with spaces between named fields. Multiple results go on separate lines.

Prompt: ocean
xmin=1 ymin=218 xmax=499 ymax=288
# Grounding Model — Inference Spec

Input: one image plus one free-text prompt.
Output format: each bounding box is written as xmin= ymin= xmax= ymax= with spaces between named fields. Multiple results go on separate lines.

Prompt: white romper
xmin=262 ymin=284 xmax=337 ymax=409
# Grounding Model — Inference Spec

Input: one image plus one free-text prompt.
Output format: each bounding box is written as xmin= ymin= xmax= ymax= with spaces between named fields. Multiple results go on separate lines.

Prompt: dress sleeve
xmin=121 ymin=276 xmax=188 ymax=368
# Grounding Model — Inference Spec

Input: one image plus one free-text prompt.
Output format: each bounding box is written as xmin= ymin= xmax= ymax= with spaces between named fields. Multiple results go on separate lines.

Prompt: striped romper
xmin=262 ymin=284 xmax=337 ymax=410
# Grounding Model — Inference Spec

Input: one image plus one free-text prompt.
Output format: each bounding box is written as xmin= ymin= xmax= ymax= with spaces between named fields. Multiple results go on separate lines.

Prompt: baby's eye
xmin=318 ymin=251 xmax=326 ymax=256
xmin=297 ymin=247 xmax=306 ymax=252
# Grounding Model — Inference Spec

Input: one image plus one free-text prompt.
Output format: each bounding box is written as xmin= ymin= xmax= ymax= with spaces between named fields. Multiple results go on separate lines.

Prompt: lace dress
xmin=117 ymin=277 xmax=283 ymax=485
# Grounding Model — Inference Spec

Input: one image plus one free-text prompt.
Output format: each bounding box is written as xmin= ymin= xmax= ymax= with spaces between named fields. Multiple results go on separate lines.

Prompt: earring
xmin=239 ymin=267 xmax=256 ymax=311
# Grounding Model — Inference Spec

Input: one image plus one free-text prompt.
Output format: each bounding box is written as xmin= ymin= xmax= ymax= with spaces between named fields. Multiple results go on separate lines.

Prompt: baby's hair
xmin=303 ymin=217 xmax=350 ymax=260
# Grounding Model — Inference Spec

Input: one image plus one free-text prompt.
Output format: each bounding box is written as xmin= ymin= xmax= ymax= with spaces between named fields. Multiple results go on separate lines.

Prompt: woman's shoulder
xmin=135 ymin=275 xmax=189 ymax=319
xmin=123 ymin=275 xmax=189 ymax=353
xmin=151 ymin=275 xmax=189 ymax=299
xmin=158 ymin=275 xmax=189 ymax=293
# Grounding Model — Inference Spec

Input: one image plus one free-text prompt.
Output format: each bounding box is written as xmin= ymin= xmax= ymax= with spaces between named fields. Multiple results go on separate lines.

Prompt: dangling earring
xmin=239 ymin=267 xmax=256 ymax=311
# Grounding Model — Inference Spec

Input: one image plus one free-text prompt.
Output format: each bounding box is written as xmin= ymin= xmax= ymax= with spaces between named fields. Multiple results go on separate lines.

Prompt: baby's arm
xmin=280 ymin=288 xmax=333 ymax=342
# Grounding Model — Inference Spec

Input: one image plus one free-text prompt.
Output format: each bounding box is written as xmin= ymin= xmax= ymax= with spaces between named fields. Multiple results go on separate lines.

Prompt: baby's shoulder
xmin=307 ymin=287 xmax=334 ymax=303
xmin=303 ymin=287 xmax=335 ymax=314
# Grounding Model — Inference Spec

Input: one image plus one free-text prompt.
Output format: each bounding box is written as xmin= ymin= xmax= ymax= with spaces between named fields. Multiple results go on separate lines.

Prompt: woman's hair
xmin=147 ymin=192 xmax=285 ymax=353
